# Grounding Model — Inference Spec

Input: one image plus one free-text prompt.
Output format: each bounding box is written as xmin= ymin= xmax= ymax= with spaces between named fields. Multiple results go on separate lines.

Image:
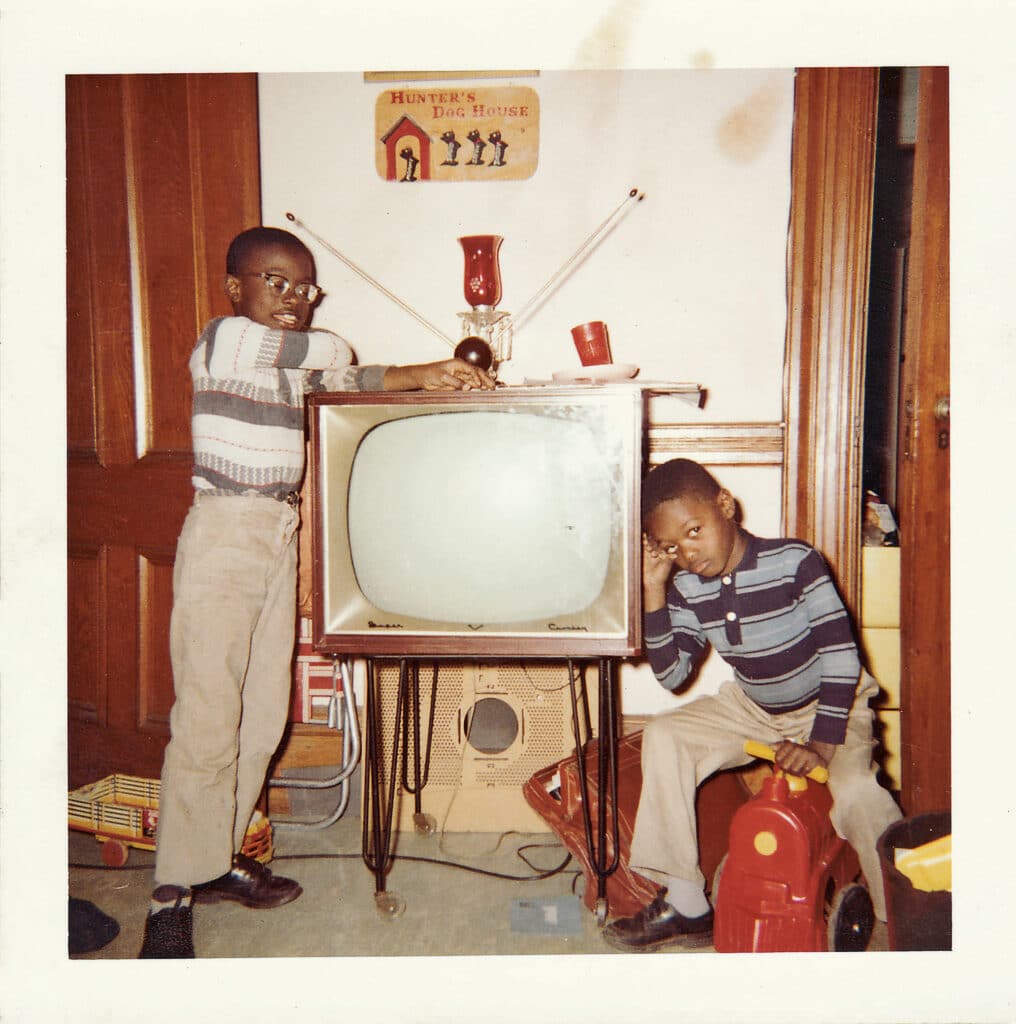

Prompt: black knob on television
xmin=454 ymin=336 xmax=494 ymax=371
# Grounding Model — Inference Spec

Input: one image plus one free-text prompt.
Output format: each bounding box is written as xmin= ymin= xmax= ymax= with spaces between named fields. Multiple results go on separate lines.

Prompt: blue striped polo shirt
xmin=643 ymin=532 xmax=861 ymax=744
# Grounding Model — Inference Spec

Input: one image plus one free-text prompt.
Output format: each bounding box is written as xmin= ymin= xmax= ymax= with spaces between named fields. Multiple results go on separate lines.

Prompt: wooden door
xmin=67 ymin=74 xmax=262 ymax=788
xmin=897 ymin=69 xmax=950 ymax=815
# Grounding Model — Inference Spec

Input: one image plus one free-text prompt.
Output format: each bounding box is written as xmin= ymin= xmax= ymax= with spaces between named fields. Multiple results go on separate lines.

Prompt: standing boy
xmin=604 ymin=458 xmax=901 ymax=952
xmin=140 ymin=226 xmax=493 ymax=958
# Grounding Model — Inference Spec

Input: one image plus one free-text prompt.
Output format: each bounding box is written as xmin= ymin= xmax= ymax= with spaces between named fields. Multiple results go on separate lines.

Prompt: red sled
xmin=523 ymin=731 xmax=751 ymax=923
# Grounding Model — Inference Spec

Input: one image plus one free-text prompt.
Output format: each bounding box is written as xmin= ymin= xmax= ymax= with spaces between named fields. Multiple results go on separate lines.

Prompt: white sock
xmin=662 ymin=876 xmax=711 ymax=918
xmin=149 ymin=884 xmax=192 ymax=914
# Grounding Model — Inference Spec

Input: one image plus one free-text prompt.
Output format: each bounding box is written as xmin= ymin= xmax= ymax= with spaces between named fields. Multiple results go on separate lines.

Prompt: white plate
xmin=551 ymin=363 xmax=639 ymax=383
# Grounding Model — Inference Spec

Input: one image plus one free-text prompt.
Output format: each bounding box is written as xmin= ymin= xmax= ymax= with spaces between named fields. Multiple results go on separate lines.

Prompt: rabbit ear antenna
xmin=284 ymin=211 xmax=456 ymax=350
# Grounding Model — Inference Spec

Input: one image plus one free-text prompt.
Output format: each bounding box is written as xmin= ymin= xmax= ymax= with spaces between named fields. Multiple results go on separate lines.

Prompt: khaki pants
xmin=155 ymin=494 xmax=299 ymax=887
xmin=629 ymin=674 xmax=902 ymax=920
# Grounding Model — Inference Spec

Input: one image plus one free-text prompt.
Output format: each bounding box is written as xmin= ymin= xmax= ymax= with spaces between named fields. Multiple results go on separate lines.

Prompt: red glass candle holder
xmin=459 ymin=235 xmax=503 ymax=309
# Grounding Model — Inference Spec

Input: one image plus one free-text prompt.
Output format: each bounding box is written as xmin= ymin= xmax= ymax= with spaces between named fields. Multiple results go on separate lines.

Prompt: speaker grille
xmin=463 ymin=697 xmax=519 ymax=755
xmin=366 ymin=661 xmax=598 ymax=831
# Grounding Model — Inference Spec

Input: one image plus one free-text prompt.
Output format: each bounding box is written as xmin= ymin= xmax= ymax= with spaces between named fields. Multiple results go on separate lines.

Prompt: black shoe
xmin=603 ymin=894 xmax=713 ymax=952
xmin=192 ymin=853 xmax=302 ymax=910
xmin=69 ymin=898 xmax=120 ymax=954
xmin=139 ymin=887 xmax=194 ymax=959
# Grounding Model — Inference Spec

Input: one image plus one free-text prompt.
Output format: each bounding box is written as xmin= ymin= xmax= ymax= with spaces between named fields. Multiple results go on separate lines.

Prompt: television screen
xmin=310 ymin=385 xmax=644 ymax=657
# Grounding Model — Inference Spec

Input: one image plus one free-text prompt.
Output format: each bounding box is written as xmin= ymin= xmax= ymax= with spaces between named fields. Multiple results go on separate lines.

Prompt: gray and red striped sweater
xmin=188 ymin=316 xmax=387 ymax=498
xmin=643 ymin=532 xmax=861 ymax=745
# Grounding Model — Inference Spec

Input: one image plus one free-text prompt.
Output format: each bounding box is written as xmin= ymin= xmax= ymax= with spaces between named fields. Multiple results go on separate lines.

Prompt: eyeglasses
xmin=242 ymin=272 xmax=323 ymax=304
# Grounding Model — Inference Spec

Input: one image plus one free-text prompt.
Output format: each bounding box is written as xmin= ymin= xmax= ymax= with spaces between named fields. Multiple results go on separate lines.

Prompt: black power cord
xmin=70 ymin=842 xmax=576 ymax=884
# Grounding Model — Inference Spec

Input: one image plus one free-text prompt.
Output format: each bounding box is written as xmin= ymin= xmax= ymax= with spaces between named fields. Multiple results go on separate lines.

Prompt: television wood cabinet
xmin=302 ymin=382 xmax=725 ymax=921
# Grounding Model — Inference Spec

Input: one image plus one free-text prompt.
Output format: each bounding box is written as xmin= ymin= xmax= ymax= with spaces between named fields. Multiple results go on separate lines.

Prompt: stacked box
xmin=290 ymin=617 xmax=342 ymax=724
xmin=860 ymin=546 xmax=902 ymax=790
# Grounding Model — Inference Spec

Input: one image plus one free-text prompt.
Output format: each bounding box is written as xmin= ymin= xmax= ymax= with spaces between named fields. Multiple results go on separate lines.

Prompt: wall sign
xmin=374 ymin=85 xmax=539 ymax=182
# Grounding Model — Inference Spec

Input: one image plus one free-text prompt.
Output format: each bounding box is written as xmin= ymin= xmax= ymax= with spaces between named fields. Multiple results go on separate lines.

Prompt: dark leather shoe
xmin=603 ymin=894 xmax=713 ymax=952
xmin=192 ymin=853 xmax=302 ymax=909
xmin=139 ymin=887 xmax=194 ymax=958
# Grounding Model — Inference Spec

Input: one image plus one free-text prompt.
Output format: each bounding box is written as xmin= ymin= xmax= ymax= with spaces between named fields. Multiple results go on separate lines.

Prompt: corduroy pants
xmin=155 ymin=493 xmax=299 ymax=887
xmin=629 ymin=673 xmax=902 ymax=920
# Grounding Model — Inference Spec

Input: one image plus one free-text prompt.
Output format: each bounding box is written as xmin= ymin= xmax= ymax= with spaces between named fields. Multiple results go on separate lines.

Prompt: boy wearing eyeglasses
xmin=603 ymin=458 xmax=901 ymax=952
xmin=140 ymin=227 xmax=493 ymax=958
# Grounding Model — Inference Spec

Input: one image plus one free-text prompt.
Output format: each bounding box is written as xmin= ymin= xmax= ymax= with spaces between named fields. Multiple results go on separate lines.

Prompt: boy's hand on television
xmin=642 ymin=533 xmax=676 ymax=612
xmin=773 ymin=739 xmax=834 ymax=777
xmin=386 ymin=359 xmax=495 ymax=392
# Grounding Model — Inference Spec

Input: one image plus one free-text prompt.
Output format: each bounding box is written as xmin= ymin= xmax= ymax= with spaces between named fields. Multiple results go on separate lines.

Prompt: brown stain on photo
xmin=572 ymin=0 xmax=646 ymax=67
xmin=716 ymin=74 xmax=786 ymax=163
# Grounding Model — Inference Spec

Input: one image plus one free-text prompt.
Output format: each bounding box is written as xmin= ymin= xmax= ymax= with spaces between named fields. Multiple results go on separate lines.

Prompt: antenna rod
xmin=285 ymin=212 xmax=457 ymax=350
xmin=511 ymin=188 xmax=645 ymax=332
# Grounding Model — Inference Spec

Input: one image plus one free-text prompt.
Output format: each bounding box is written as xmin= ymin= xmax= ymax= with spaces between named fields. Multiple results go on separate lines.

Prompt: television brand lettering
xmin=548 ymin=623 xmax=590 ymax=631
xmin=367 ymin=620 xmax=405 ymax=629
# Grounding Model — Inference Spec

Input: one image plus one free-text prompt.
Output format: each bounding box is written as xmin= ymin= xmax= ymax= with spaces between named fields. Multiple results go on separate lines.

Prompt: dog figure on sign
xmin=399 ymin=146 xmax=419 ymax=182
xmin=488 ymin=130 xmax=508 ymax=167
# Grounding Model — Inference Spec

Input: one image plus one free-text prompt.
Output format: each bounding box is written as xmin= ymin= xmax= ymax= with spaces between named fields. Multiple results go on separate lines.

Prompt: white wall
xmin=259 ymin=69 xmax=794 ymax=715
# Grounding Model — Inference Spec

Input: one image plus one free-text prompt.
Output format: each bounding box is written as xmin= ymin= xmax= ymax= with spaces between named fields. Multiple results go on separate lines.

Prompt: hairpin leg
xmin=568 ymin=658 xmax=621 ymax=925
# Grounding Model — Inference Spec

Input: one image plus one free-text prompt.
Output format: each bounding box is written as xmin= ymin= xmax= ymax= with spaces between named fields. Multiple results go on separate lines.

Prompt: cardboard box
xmin=875 ymin=709 xmax=902 ymax=791
xmin=861 ymin=546 xmax=901 ymax=628
xmin=290 ymin=618 xmax=342 ymax=724
xmin=861 ymin=627 xmax=901 ymax=706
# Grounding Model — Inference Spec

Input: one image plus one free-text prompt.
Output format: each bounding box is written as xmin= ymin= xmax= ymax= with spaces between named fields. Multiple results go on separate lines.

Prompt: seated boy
xmin=140 ymin=226 xmax=493 ymax=958
xmin=603 ymin=458 xmax=901 ymax=952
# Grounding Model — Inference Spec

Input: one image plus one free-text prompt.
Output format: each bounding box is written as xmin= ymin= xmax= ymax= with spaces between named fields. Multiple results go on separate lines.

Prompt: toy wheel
xmin=827 ymin=883 xmax=874 ymax=952
xmin=100 ymin=839 xmax=129 ymax=867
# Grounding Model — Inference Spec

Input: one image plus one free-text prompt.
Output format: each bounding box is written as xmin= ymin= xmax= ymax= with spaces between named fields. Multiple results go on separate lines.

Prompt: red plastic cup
xmin=570 ymin=321 xmax=612 ymax=366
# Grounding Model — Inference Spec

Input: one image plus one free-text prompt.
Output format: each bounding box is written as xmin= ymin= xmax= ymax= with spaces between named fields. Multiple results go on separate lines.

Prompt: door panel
xmin=66 ymin=76 xmax=135 ymax=466
xmin=137 ymin=546 xmax=178 ymax=731
xmin=67 ymin=545 xmax=103 ymax=721
xmin=67 ymin=73 xmax=262 ymax=788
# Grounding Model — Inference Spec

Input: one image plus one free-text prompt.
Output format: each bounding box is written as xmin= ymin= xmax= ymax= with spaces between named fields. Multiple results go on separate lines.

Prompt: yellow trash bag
xmin=894 ymin=834 xmax=952 ymax=892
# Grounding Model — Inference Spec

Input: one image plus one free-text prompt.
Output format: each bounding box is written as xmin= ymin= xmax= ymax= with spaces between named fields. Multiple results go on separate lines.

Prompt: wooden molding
xmin=783 ymin=68 xmax=879 ymax=616
xmin=648 ymin=422 xmax=784 ymax=467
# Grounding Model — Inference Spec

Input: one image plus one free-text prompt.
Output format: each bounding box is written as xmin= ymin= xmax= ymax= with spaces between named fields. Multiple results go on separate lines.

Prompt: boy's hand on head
xmin=642 ymin=533 xmax=676 ymax=612
xmin=773 ymin=739 xmax=835 ymax=777
xmin=387 ymin=358 xmax=495 ymax=392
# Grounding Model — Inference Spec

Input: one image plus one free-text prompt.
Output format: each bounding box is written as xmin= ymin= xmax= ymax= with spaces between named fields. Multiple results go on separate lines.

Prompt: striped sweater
xmin=189 ymin=316 xmax=387 ymax=497
xmin=643 ymin=532 xmax=861 ymax=744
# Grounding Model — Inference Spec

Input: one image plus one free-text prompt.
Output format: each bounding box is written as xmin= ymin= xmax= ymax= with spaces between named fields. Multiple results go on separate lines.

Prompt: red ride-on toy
xmin=712 ymin=741 xmax=874 ymax=953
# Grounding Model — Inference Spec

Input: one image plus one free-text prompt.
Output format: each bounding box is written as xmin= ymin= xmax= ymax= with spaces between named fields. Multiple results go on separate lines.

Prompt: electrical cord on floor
xmin=275 ymin=847 xmax=575 ymax=883
xmin=69 ymin=842 xmax=577 ymax=884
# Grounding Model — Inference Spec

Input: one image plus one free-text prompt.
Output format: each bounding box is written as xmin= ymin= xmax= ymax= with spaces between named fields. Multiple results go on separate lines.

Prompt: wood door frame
xmin=784 ymin=67 xmax=951 ymax=815
xmin=783 ymin=67 xmax=879 ymax=619
xmin=895 ymin=69 xmax=950 ymax=814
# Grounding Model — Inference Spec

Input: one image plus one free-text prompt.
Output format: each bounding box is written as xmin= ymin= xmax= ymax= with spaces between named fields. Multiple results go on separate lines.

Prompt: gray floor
xmin=69 ymin=801 xmax=643 ymax=959
xmin=67 ymin=771 xmax=887 ymax=961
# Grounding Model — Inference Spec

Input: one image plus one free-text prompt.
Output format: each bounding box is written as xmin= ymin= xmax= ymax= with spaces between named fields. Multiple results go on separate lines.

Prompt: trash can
xmin=877 ymin=811 xmax=952 ymax=951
